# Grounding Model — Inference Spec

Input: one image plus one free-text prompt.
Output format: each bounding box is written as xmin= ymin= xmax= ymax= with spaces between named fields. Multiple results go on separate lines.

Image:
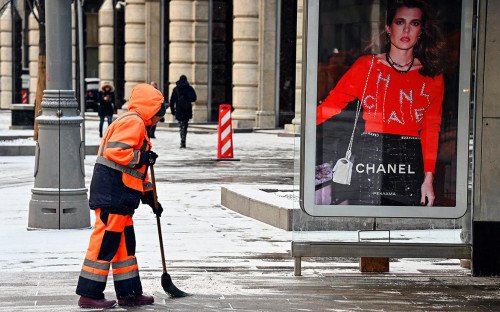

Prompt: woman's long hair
xmin=385 ymin=0 xmax=446 ymax=77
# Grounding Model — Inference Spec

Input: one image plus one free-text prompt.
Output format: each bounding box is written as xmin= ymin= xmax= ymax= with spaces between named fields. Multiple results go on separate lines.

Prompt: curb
xmin=221 ymin=186 xmax=294 ymax=231
xmin=0 ymin=144 xmax=100 ymax=156
xmin=221 ymin=186 xmax=462 ymax=231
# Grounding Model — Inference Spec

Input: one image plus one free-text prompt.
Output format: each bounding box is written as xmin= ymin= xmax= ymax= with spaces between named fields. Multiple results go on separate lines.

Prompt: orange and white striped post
xmin=217 ymin=104 xmax=234 ymax=159
xmin=21 ymin=90 xmax=28 ymax=104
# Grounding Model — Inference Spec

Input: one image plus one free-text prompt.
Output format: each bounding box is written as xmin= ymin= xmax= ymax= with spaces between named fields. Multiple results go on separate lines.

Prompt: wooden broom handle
xmin=150 ymin=165 xmax=167 ymax=274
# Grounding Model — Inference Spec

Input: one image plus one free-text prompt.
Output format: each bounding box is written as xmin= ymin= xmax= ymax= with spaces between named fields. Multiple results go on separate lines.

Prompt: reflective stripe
xmin=133 ymin=140 xmax=149 ymax=168
xmin=140 ymin=140 xmax=149 ymax=151
xmin=84 ymin=258 xmax=111 ymax=271
xmin=128 ymin=150 xmax=140 ymax=168
xmin=96 ymin=156 xmax=145 ymax=180
xmin=112 ymin=258 xmax=138 ymax=270
xmin=80 ymin=269 xmax=108 ymax=283
xmin=113 ymin=269 xmax=139 ymax=281
xmin=100 ymin=111 xmax=143 ymax=158
xmin=116 ymin=112 xmax=139 ymax=122
xmin=143 ymin=182 xmax=152 ymax=190
xmin=107 ymin=141 xmax=133 ymax=150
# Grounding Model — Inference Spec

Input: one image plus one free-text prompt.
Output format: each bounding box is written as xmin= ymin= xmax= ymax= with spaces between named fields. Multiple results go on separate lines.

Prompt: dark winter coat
xmin=89 ymin=84 xmax=164 ymax=215
xmin=97 ymin=91 xmax=115 ymax=117
xmin=169 ymin=77 xmax=197 ymax=121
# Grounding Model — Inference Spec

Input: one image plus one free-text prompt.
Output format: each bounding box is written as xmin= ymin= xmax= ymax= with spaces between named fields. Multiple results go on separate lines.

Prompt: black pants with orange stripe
xmin=76 ymin=208 xmax=143 ymax=299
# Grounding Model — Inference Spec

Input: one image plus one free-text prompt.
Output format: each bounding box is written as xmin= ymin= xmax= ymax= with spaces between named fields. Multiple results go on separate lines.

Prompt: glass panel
xmin=294 ymin=0 xmax=475 ymax=247
xmin=301 ymin=0 xmax=473 ymax=219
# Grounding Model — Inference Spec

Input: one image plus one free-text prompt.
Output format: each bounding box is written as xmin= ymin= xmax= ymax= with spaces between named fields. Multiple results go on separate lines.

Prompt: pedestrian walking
xmin=76 ymin=84 xmax=167 ymax=309
xmin=97 ymin=81 xmax=115 ymax=138
xmin=169 ymin=75 xmax=197 ymax=148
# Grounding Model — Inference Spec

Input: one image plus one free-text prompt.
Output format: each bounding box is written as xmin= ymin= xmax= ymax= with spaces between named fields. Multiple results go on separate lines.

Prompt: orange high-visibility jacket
xmin=89 ymin=84 xmax=164 ymax=215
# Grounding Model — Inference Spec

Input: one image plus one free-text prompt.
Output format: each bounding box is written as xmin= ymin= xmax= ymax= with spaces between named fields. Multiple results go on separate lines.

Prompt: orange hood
xmin=127 ymin=84 xmax=164 ymax=122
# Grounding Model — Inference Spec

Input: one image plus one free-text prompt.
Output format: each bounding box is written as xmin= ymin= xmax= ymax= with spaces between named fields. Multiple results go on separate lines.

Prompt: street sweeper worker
xmin=76 ymin=83 xmax=167 ymax=309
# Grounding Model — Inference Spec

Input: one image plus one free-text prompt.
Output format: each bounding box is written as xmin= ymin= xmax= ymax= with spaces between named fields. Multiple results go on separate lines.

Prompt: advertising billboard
xmin=300 ymin=0 xmax=474 ymax=218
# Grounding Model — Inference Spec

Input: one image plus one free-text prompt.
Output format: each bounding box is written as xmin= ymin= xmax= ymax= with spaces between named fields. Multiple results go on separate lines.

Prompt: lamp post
xmin=77 ymin=0 xmax=86 ymax=157
xmin=28 ymin=0 xmax=90 ymax=229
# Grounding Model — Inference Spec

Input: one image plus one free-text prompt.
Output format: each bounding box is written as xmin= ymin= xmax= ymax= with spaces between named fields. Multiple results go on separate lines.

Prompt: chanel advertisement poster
xmin=300 ymin=0 xmax=473 ymax=218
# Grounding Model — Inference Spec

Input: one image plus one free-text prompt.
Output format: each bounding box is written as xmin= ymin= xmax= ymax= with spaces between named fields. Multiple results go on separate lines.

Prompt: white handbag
xmin=332 ymin=157 xmax=353 ymax=185
xmin=332 ymin=56 xmax=375 ymax=185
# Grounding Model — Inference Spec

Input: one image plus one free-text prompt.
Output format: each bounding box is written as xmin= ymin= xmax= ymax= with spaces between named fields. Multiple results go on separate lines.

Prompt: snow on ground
xmin=0 ymin=110 xmax=294 ymax=275
xmin=0 ymin=109 xmax=469 ymax=290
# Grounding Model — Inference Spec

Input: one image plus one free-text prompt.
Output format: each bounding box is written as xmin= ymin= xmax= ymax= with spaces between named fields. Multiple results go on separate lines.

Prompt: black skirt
xmin=331 ymin=132 xmax=424 ymax=206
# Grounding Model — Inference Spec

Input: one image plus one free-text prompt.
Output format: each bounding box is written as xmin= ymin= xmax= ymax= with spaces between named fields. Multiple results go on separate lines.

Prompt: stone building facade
xmin=0 ymin=0 xmax=301 ymax=131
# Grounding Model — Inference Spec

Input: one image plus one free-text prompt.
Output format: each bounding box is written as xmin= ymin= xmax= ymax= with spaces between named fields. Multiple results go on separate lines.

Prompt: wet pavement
xmin=0 ymin=111 xmax=499 ymax=311
xmin=1 ymin=270 xmax=500 ymax=311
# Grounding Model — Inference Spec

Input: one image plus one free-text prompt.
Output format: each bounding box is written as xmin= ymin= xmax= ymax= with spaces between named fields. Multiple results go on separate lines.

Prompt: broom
xmin=150 ymin=165 xmax=189 ymax=297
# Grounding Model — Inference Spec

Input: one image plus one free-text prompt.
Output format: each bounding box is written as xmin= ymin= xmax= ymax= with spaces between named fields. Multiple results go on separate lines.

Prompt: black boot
xmin=118 ymin=294 xmax=154 ymax=306
xmin=78 ymin=296 xmax=117 ymax=309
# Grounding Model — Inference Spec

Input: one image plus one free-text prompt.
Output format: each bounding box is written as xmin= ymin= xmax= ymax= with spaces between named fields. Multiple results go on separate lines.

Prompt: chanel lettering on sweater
xmin=317 ymin=55 xmax=444 ymax=174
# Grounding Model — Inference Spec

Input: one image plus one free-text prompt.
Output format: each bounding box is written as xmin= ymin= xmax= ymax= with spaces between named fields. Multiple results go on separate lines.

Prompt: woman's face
xmin=386 ymin=6 xmax=423 ymax=51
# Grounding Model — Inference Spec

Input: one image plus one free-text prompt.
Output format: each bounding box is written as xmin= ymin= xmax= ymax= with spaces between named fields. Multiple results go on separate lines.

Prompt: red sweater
xmin=317 ymin=55 xmax=444 ymax=173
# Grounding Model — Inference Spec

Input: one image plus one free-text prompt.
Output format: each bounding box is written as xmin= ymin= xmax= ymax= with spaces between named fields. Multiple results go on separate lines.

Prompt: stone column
xmin=232 ymin=0 xmax=259 ymax=129
xmin=28 ymin=10 xmax=39 ymax=105
xmin=0 ymin=4 xmax=12 ymax=109
xmin=146 ymin=0 xmax=160 ymax=84
xmin=256 ymin=0 xmax=277 ymax=129
xmin=169 ymin=0 xmax=208 ymax=122
xmin=472 ymin=0 xmax=500 ymax=276
xmin=191 ymin=0 xmax=208 ymax=122
xmin=124 ymin=0 xmax=146 ymax=101
xmin=169 ymin=0 xmax=194 ymax=84
xmin=29 ymin=0 xmax=89 ymax=230
xmin=285 ymin=0 xmax=302 ymax=134
xmin=99 ymin=0 xmax=114 ymax=83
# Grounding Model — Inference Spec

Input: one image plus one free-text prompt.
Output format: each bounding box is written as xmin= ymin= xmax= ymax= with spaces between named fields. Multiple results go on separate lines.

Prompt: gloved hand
xmin=152 ymin=202 xmax=163 ymax=217
xmin=141 ymin=190 xmax=163 ymax=217
xmin=140 ymin=150 xmax=158 ymax=166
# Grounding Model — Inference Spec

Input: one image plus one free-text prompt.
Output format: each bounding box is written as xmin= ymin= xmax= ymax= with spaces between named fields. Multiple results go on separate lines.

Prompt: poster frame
xmin=299 ymin=0 xmax=474 ymax=218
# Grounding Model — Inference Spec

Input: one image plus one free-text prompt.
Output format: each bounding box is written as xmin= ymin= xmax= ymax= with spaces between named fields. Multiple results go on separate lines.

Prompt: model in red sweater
xmin=317 ymin=55 xmax=444 ymax=174
xmin=317 ymin=0 xmax=446 ymax=206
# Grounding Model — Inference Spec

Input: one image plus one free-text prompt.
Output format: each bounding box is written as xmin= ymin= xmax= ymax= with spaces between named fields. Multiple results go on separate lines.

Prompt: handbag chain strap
xmin=345 ymin=55 xmax=375 ymax=159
